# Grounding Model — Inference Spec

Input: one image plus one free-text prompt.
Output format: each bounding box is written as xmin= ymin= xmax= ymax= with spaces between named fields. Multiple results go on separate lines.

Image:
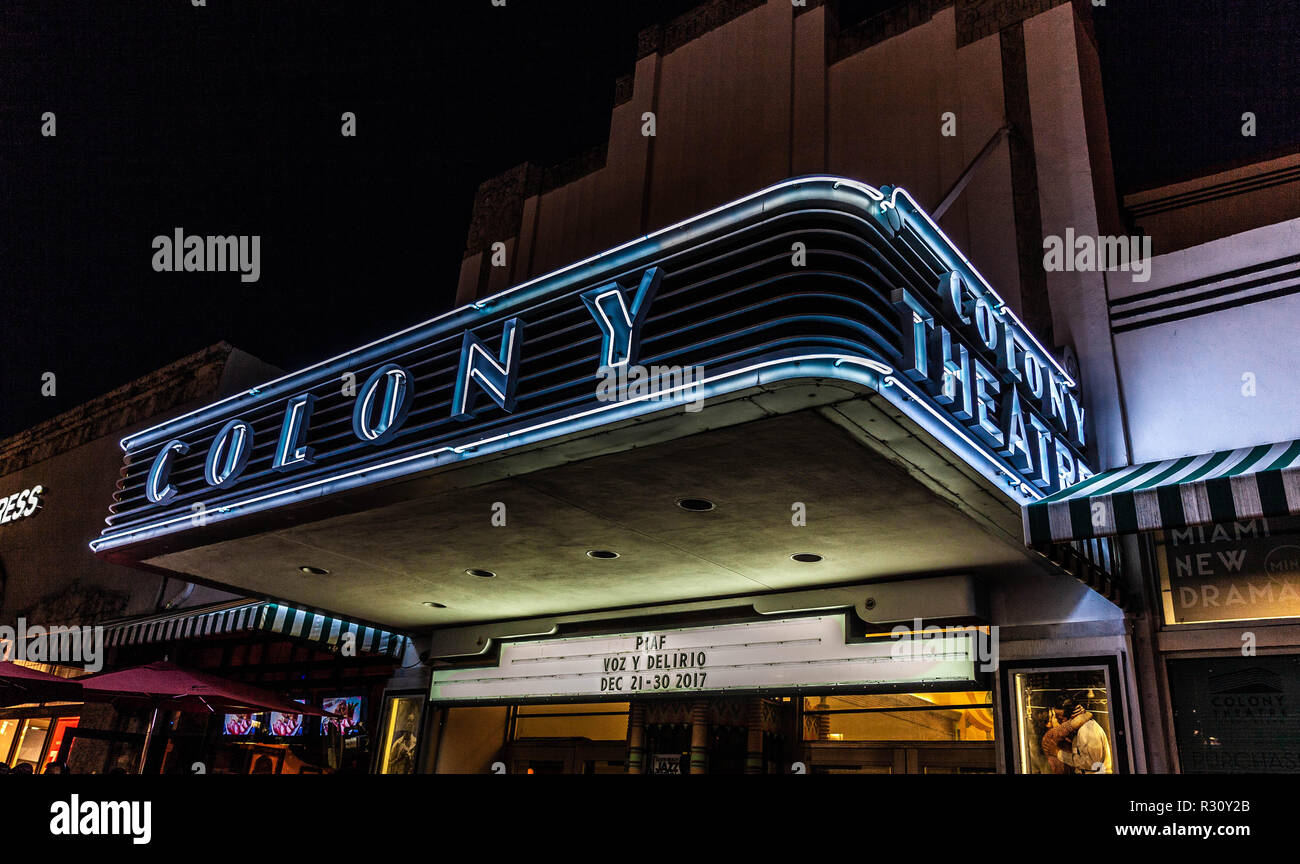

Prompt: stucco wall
xmin=1110 ymin=217 xmax=1300 ymax=462
xmin=0 ymin=347 xmax=281 ymax=629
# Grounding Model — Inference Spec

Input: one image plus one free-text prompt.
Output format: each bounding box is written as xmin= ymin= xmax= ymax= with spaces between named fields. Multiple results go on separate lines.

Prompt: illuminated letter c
xmin=147 ymin=439 xmax=190 ymax=504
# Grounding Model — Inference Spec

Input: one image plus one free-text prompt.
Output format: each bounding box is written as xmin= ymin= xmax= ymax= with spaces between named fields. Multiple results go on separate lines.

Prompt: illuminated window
xmin=802 ymin=691 xmax=995 ymax=742
xmin=12 ymin=718 xmax=52 ymax=769
xmin=0 ymin=718 xmax=19 ymax=764
xmin=513 ymin=702 xmax=630 ymax=741
xmin=43 ymin=717 xmax=79 ymax=768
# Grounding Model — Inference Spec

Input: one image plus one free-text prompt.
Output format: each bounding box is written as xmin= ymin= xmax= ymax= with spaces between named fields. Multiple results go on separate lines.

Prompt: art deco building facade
xmin=4 ymin=0 xmax=1298 ymax=775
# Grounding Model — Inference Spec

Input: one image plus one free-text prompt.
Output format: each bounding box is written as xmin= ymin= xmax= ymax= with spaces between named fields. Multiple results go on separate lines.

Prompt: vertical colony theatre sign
xmin=91 ymin=177 xmax=1091 ymax=558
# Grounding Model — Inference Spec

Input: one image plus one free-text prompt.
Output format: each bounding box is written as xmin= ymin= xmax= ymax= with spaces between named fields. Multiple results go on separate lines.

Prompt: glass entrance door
xmin=643 ymin=721 xmax=690 ymax=775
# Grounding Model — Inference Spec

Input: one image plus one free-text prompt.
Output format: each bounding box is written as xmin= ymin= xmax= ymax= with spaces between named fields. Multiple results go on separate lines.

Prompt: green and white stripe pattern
xmin=1024 ymin=440 xmax=1300 ymax=545
xmin=105 ymin=599 xmax=265 ymax=647
xmin=257 ymin=602 xmax=407 ymax=658
xmin=103 ymin=599 xmax=409 ymax=659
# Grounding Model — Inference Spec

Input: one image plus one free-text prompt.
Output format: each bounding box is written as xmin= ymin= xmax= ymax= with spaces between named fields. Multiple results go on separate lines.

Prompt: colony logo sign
xmin=139 ymin=268 xmax=666 ymax=508
xmin=1208 ymin=667 xmax=1287 ymax=724
xmin=138 ymin=261 xmax=1084 ymax=511
xmin=92 ymin=177 xmax=1091 ymax=556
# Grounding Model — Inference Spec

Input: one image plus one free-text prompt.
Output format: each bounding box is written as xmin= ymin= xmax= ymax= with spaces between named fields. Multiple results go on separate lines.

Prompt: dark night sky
xmin=1 ymin=0 xmax=1297 ymax=438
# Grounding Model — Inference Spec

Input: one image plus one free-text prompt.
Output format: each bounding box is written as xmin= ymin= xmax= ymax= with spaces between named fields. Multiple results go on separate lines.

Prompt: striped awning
xmin=105 ymin=599 xmax=264 ymax=648
xmin=1024 ymin=439 xmax=1300 ymax=545
xmin=103 ymin=599 xmax=409 ymax=659
xmin=256 ymin=602 xmax=408 ymax=658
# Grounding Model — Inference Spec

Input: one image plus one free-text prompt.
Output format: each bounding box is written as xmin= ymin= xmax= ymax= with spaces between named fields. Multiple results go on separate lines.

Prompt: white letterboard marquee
xmin=429 ymin=614 xmax=978 ymax=703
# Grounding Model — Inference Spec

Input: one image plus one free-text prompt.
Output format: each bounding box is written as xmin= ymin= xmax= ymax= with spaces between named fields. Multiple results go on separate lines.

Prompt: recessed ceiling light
xmin=423 ymin=601 xmax=446 ymax=608
xmin=465 ymin=568 xmax=496 ymax=579
xmin=676 ymin=497 xmax=715 ymax=512
xmin=790 ymin=553 xmax=823 ymax=563
xmin=586 ymin=549 xmax=620 ymax=559
xmin=298 ymin=565 xmax=329 ymax=575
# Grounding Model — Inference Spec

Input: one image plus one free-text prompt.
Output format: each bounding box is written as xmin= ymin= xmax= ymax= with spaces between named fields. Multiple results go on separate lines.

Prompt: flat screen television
xmin=222 ymin=712 xmax=264 ymax=736
xmin=320 ymin=696 xmax=365 ymax=734
xmin=269 ymin=700 xmax=307 ymax=737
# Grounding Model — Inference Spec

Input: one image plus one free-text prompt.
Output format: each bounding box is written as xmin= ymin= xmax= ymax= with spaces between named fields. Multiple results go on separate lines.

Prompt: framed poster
xmin=1167 ymin=653 xmax=1300 ymax=773
xmin=650 ymin=753 xmax=684 ymax=775
xmin=376 ymin=692 xmax=424 ymax=775
xmin=1154 ymin=515 xmax=1300 ymax=625
xmin=1002 ymin=659 xmax=1126 ymax=774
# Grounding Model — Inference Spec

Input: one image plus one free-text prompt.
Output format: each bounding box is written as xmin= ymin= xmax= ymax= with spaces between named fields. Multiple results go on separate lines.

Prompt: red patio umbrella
xmin=79 ymin=661 xmax=340 ymax=772
xmin=80 ymin=661 xmax=334 ymax=716
xmin=0 ymin=660 xmax=84 ymax=707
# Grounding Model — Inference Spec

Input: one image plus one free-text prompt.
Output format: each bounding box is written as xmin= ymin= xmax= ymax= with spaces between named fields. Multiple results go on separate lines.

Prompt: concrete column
xmin=689 ymin=700 xmax=709 ymax=775
xmin=627 ymin=703 xmax=646 ymax=775
xmin=454 ymin=251 xmax=483 ymax=308
xmin=1024 ymin=2 xmax=1129 ymax=472
xmin=791 ymin=5 xmax=827 ymax=175
xmin=483 ymin=236 xmax=518 ymax=298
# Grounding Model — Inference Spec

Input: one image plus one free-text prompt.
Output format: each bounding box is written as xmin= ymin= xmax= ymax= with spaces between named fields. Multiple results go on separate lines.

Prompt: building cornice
xmin=0 ymin=343 xmax=238 ymax=478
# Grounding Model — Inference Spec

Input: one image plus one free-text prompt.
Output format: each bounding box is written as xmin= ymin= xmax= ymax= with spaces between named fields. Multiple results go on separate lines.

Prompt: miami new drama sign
xmin=91 ymin=177 xmax=1091 ymax=560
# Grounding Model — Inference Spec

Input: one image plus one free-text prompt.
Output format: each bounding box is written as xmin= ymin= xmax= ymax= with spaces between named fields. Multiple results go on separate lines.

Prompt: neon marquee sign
xmin=893 ymin=270 xmax=1089 ymax=492
xmin=92 ymin=177 xmax=1091 ymax=559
